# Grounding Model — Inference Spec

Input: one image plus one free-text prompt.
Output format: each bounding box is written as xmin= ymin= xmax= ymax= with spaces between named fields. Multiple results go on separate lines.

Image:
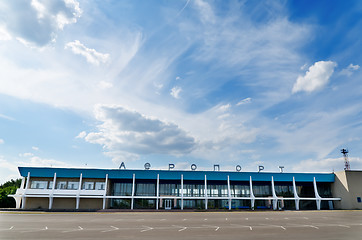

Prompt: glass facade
xmin=113 ymin=183 xmax=132 ymax=196
xmin=207 ymin=184 xmax=228 ymax=197
xmin=135 ymin=183 xmax=156 ymax=196
xmin=274 ymin=183 xmax=294 ymax=197
xmin=159 ymin=183 xmax=180 ymax=196
xmin=253 ymin=183 xmax=272 ymax=197
xmin=230 ymin=182 xmax=250 ymax=197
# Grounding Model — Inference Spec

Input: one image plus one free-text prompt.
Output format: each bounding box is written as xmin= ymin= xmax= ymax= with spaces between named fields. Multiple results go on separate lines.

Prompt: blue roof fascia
xmin=18 ymin=167 xmax=335 ymax=183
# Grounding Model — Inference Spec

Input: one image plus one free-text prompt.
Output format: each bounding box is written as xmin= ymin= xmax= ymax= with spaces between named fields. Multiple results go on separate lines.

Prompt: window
xmin=67 ymin=181 xmax=79 ymax=190
xmin=57 ymin=181 xmax=67 ymax=189
xmin=113 ymin=183 xmax=132 ymax=196
xmin=135 ymin=183 xmax=155 ymax=196
xmin=30 ymin=181 xmax=47 ymax=189
xmin=48 ymin=181 xmax=53 ymax=189
xmin=82 ymin=182 xmax=94 ymax=190
xmin=95 ymin=182 xmax=105 ymax=190
xmin=357 ymin=197 xmax=361 ymax=203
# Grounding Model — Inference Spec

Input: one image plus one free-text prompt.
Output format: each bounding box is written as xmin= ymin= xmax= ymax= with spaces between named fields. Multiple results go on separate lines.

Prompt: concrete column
xmin=49 ymin=172 xmax=57 ymax=209
xmin=227 ymin=175 xmax=232 ymax=210
xmin=181 ymin=174 xmax=184 ymax=210
xmin=131 ymin=173 xmax=135 ymax=210
xmin=103 ymin=174 xmax=108 ymax=209
xmin=22 ymin=172 xmax=31 ymax=209
xmin=76 ymin=173 xmax=82 ymax=209
xmin=249 ymin=176 xmax=255 ymax=210
xmin=271 ymin=176 xmax=278 ymax=210
xmin=156 ymin=174 xmax=160 ymax=210
xmin=20 ymin=177 xmax=25 ymax=189
xmin=313 ymin=177 xmax=322 ymax=210
xmin=204 ymin=174 xmax=208 ymax=210
xmin=292 ymin=177 xmax=300 ymax=210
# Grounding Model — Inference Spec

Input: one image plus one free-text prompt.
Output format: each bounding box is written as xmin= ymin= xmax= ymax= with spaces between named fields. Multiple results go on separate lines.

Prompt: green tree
xmin=0 ymin=179 xmax=21 ymax=208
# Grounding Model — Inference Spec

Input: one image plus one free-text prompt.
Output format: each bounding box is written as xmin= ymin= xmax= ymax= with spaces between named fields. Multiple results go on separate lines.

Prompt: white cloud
xmin=170 ymin=86 xmax=182 ymax=99
xmin=0 ymin=0 xmax=81 ymax=47
xmin=0 ymin=25 xmax=11 ymax=41
xmin=19 ymin=152 xmax=34 ymax=157
xmin=65 ymin=40 xmax=110 ymax=65
xmin=292 ymin=157 xmax=362 ymax=172
xmin=18 ymin=155 xmax=71 ymax=168
xmin=193 ymin=0 xmax=216 ymax=24
xmin=32 ymin=146 xmax=39 ymax=151
xmin=340 ymin=63 xmax=360 ymax=77
xmin=0 ymin=139 xmax=4 ymax=144
xmin=0 ymin=157 xmax=19 ymax=184
xmin=292 ymin=61 xmax=337 ymax=93
xmin=76 ymin=131 xmax=87 ymax=139
xmin=98 ymin=81 xmax=113 ymax=89
xmin=236 ymin=98 xmax=252 ymax=106
xmin=84 ymin=105 xmax=197 ymax=160
xmin=217 ymin=104 xmax=231 ymax=112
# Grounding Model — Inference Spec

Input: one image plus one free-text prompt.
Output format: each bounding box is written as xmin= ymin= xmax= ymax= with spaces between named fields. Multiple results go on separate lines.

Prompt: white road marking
xmin=9 ymin=226 xmax=14 ymax=230
xmin=304 ymin=217 xmax=309 ymax=220
xmin=284 ymin=218 xmax=289 ymax=220
xmin=259 ymin=224 xmax=286 ymax=230
xmin=204 ymin=218 xmax=208 ymax=221
xmin=225 ymin=218 xmax=228 ymax=221
xmin=245 ymin=218 xmax=249 ymax=220
xmin=140 ymin=226 xmax=153 ymax=232
xmin=203 ymin=225 xmax=220 ymax=231
xmin=179 ymin=227 xmax=187 ymax=232
xmin=101 ymin=226 xmax=119 ymax=232
xmin=231 ymin=224 xmax=252 ymax=231
xmin=173 ymin=225 xmax=187 ymax=232
xmin=306 ymin=225 xmax=319 ymax=229
xmin=338 ymin=225 xmax=351 ymax=228
xmin=182 ymin=219 xmax=187 ymax=221
xmin=160 ymin=219 xmax=166 ymax=221
xmin=62 ymin=225 xmax=83 ymax=233
xmin=44 ymin=226 xmax=48 ymax=230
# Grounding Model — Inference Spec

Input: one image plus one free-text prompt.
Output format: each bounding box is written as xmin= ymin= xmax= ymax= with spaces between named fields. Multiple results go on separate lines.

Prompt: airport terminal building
xmin=9 ymin=166 xmax=362 ymax=211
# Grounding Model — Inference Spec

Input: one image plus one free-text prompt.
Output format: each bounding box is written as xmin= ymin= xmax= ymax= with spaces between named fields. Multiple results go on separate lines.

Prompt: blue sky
xmin=0 ymin=0 xmax=361 ymax=183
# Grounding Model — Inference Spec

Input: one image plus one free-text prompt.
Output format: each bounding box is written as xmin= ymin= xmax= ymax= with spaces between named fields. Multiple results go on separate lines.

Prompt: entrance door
xmin=165 ymin=199 xmax=172 ymax=210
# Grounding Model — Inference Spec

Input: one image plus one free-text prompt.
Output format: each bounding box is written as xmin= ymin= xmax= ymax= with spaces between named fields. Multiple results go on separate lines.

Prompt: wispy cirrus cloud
xmin=236 ymin=98 xmax=252 ymax=106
